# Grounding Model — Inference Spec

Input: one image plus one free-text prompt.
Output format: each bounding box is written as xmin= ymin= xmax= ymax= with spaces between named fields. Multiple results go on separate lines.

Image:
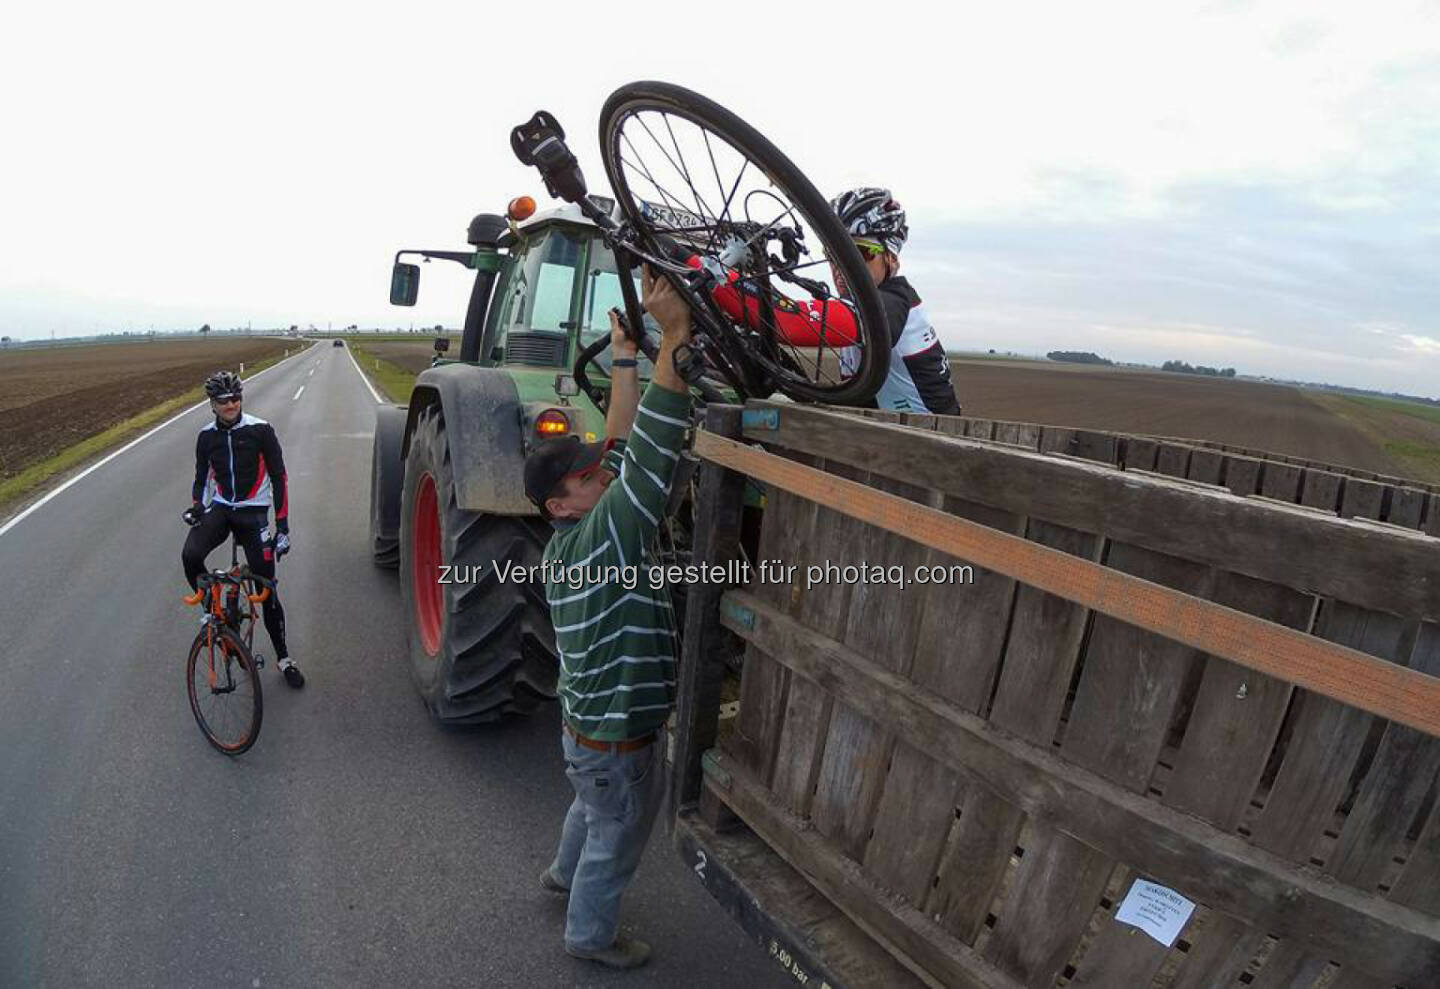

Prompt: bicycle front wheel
xmin=186 ymin=625 xmax=263 ymax=755
xmin=599 ymin=81 xmax=890 ymax=406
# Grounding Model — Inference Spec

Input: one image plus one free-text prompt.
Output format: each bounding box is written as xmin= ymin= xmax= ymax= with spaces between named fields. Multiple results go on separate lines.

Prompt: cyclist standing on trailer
xmin=181 ymin=370 xmax=305 ymax=688
xmin=711 ymin=186 xmax=962 ymax=414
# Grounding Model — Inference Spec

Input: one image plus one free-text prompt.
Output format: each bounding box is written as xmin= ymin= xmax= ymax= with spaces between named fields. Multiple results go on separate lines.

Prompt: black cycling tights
xmin=182 ymin=505 xmax=289 ymax=661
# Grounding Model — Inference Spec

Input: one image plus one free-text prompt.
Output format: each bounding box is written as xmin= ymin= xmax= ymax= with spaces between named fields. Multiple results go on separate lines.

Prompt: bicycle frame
xmin=182 ymin=538 xmax=274 ymax=691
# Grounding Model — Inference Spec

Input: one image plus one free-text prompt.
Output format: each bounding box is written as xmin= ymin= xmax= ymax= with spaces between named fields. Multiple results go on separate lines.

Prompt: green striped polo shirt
xmin=543 ymin=382 xmax=692 ymax=741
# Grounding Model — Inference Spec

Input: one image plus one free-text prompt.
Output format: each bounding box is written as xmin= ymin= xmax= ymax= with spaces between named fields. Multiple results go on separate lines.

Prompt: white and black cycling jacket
xmin=191 ymin=413 xmax=290 ymax=530
xmin=841 ymin=276 xmax=961 ymax=414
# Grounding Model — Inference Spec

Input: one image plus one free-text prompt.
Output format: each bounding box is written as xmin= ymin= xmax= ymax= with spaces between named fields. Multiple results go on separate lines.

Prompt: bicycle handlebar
xmin=183 ymin=568 xmax=276 ymax=604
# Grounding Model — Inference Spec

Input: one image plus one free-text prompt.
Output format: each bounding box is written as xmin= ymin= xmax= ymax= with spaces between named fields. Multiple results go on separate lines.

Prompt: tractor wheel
xmin=398 ymin=404 xmax=558 ymax=723
xmin=370 ymin=404 xmax=407 ymax=570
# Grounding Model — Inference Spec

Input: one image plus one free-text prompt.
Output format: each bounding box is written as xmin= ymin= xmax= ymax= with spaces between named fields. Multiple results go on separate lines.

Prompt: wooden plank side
xmin=1327 ymin=622 xmax=1440 ymax=889
xmin=1003 ymin=542 xmax=1207 ymax=985
xmin=702 ymin=763 xmax=1025 ymax=989
xmin=1342 ymin=478 xmax=1386 ymax=520
xmin=1166 ymin=913 xmax=1268 ymax=989
xmin=925 ymin=518 xmax=1099 ymax=949
xmin=699 ymin=430 xmax=1440 ymax=733
xmin=981 ymin=822 xmax=1114 ymax=985
xmin=728 ymin=474 xmax=800 ymax=783
xmin=1248 ymin=942 xmax=1330 ymax=988
xmin=1389 ymin=486 xmax=1428 ymax=529
xmin=1186 ymin=448 xmax=1225 ymax=485
xmin=765 ymin=457 xmax=839 ymax=818
xmin=1225 ymin=455 xmax=1265 ymax=496
xmin=1125 ymin=437 xmax=1160 ymax=472
xmin=731 ymin=407 xmax=1440 ymax=622
xmin=812 ymin=474 xmax=935 ymax=861
xmin=1060 ymin=542 xmax=1212 ymax=793
xmin=1156 ymin=442 xmax=1192 ymax=477
xmin=986 ymin=521 xmax=1102 ymax=741
xmin=1391 ymin=791 xmax=1440 ymax=915
xmin=717 ymin=591 xmax=1440 ymax=984
xmin=1162 ymin=573 xmax=1316 ymax=830
xmin=909 ymin=497 xmax=1025 ymax=715
xmin=674 ymin=406 xmax=750 ymax=805
xmin=1067 ymin=870 xmax=1191 ymax=988
xmin=1250 ymin=603 xmax=1414 ymax=861
xmin=862 ymin=742 xmax=963 ymax=906
xmin=809 ymin=704 xmax=894 ymax=860
xmin=1262 ymin=462 xmax=1305 ymax=502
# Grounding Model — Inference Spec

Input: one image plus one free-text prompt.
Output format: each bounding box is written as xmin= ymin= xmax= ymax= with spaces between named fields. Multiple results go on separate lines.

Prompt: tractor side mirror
xmin=434 ymin=336 xmax=450 ymax=354
xmin=390 ymin=262 xmax=420 ymax=306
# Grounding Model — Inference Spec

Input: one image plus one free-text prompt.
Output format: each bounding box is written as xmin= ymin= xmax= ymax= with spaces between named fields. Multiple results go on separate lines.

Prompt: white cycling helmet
xmin=829 ymin=186 xmax=908 ymax=255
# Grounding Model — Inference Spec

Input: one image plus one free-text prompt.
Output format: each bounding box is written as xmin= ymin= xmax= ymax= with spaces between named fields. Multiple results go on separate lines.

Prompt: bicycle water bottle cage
xmin=510 ymin=111 xmax=587 ymax=203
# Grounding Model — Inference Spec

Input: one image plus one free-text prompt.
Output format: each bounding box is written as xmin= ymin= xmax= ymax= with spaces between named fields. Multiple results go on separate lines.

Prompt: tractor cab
xmin=389 ymin=198 xmax=653 ymax=390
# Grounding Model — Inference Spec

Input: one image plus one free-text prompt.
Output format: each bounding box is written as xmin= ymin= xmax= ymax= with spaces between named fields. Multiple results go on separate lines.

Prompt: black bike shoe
xmin=278 ymin=658 xmax=306 ymax=688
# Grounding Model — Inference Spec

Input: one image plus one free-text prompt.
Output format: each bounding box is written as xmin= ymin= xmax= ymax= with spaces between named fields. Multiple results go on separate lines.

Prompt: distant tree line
xmin=1047 ymin=351 xmax=1114 ymax=365
xmin=1162 ymin=360 xmax=1236 ymax=378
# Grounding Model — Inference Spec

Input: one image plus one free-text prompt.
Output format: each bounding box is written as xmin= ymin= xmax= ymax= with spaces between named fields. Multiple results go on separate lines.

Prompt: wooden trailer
xmin=668 ymin=402 xmax=1440 ymax=988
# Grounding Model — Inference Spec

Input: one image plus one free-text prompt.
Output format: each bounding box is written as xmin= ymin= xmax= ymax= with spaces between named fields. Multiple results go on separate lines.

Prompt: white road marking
xmin=0 ymin=344 xmax=315 ymax=539
xmin=308 ymin=368 xmax=315 ymax=377
xmin=293 ymin=386 xmax=306 ymax=401
xmin=345 ymin=344 xmax=384 ymax=404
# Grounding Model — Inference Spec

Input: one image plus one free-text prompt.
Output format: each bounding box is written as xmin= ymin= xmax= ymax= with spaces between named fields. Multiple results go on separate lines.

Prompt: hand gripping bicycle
xmin=181 ymin=535 xmax=277 ymax=755
xmin=511 ymin=81 xmax=892 ymax=406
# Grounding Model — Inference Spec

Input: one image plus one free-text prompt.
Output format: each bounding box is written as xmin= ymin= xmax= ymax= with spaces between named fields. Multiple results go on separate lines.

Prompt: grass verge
xmin=348 ymin=343 xmax=418 ymax=404
xmin=1311 ymin=393 xmax=1440 ymax=485
xmin=0 ymin=348 xmax=297 ymax=518
xmin=1340 ymin=394 xmax=1440 ymax=426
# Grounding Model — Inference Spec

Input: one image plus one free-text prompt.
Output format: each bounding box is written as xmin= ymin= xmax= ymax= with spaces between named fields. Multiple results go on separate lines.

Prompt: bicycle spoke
xmin=657 ymin=112 xmax=720 ymax=224
xmin=619 ymin=139 xmax=694 ymax=219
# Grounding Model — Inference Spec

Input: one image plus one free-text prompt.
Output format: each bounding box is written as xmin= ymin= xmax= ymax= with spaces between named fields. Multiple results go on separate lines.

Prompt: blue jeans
xmin=549 ymin=729 xmax=666 ymax=952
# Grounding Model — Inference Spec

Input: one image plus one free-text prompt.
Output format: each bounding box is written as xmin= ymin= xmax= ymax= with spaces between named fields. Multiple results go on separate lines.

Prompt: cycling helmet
xmin=829 ymin=187 xmax=908 ymax=255
xmin=204 ymin=370 xmax=243 ymax=400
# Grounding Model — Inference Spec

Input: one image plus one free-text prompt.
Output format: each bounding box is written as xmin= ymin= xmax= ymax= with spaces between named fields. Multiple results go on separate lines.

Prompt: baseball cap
xmin=524 ymin=435 xmax=609 ymax=511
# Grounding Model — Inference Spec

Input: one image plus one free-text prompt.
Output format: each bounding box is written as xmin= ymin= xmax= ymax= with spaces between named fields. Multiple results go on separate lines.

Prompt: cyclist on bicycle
xmin=711 ymin=187 xmax=962 ymax=414
xmin=181 ymin=370 xmax=305 ymax=688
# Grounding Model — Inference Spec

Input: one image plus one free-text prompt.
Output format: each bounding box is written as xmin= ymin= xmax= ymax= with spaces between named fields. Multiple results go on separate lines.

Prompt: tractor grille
xmin=505 ymin=332 xmax=568 ymax=367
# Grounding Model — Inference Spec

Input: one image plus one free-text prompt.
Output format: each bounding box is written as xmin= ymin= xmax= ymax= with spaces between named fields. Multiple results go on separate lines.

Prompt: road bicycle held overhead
xmin=181 ymin=534 xmax=277 ymax=754
xmin=510 ymin=80 xmax=892 ymax=407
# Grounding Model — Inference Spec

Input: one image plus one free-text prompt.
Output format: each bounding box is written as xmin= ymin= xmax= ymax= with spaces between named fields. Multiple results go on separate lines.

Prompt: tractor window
xmin=497 ymin=228 xmax=584 ymax=336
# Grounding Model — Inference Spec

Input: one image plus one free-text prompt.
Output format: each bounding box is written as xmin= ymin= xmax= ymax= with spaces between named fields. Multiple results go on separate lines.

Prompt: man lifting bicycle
xmin=181 ymin=370 xmax=305 ymax=689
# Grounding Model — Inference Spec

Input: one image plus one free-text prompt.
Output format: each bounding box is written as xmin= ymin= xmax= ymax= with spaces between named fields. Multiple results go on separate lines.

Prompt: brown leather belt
xmin=564 ymin=722 xmax=656 ymax=754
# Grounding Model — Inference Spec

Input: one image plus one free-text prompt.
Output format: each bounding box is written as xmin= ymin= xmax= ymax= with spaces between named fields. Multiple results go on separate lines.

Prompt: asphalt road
xmin=0 ymin=343 xmax=790 ymax=989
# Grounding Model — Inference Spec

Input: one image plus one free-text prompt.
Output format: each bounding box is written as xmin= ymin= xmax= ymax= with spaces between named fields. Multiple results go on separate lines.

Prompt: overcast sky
xmin=3 ymin=1 xmax=1437 ymax=395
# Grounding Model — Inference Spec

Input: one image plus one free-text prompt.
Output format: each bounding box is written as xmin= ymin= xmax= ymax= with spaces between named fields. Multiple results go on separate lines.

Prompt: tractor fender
xmin=403 ymin=364 xmax=537 ymax=516
xmin=370 ymin=403 xmax=409 ymax=548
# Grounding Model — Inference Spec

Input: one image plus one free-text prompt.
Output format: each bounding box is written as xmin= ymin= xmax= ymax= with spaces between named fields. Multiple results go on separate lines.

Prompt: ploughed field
xmin=949 ymin=359 xmax=1406 ymax=476
xmin=341 ymin=339 xmax=1420 ymax=480
xmin=352 ymin=339 xmax=447 ymax=375
xmin=0 ymin=338 xmax=292 ymax=483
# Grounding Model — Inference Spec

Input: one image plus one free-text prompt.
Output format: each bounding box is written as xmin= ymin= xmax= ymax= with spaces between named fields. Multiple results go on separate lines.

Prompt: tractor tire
xmin=398 ymin=404 xmax=558 ymax=723
xmin=370 ymin=404 xmax=407 ymax=570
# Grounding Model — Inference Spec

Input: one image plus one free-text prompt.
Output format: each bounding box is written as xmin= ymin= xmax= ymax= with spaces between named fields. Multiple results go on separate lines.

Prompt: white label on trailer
xmin=1114 ymin=879 xmax=1195 ymax=947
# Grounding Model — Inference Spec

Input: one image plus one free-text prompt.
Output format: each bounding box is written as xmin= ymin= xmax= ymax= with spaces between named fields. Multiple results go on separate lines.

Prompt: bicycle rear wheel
xmin=599 ymin=81 xmax=890 ymax=405
xmin=186 ymin=625 xmax=263 ymax=755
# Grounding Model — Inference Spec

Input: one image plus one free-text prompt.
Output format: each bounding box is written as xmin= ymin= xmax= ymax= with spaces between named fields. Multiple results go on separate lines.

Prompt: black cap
xmin=524 ymin=435 xmax=608 ymax=510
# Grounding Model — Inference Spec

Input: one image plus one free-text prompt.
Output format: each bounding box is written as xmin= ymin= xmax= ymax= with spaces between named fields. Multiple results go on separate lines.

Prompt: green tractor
xmin=370 ymin=196 xmax=659 ymax=724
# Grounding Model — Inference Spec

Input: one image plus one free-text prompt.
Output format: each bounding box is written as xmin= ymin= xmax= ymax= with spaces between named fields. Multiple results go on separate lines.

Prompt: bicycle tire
xmin=598 ymin=80 xmax=890 ymax=406
xmin=186 ymin=625 xmax=263 ymax=755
